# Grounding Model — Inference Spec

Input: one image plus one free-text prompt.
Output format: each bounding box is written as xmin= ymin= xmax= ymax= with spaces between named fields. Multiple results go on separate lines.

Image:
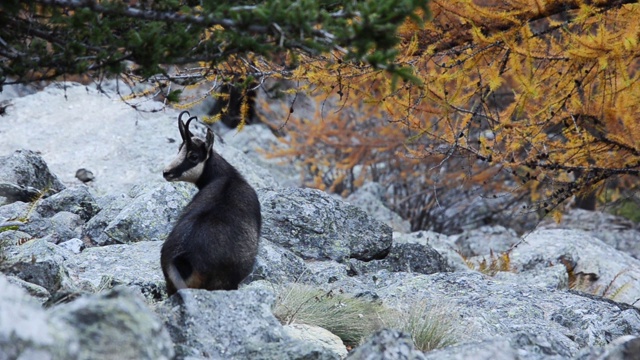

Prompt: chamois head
xmin=163 ymin=111 xmax=214 ymax=183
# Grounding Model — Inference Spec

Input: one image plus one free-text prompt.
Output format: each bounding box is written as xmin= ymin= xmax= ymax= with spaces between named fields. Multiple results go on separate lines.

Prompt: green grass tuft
xmin=381 ymin=301 xmax=460 ymax=352
xmin=273 ymin=283 xmax=462 ymax=350
xmin=273 ymin=283 xmax=384 ymax=346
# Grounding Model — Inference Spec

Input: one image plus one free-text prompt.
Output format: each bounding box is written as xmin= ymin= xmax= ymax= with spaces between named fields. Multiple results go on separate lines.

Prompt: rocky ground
xmin=1 ymin=82 xmax=640 ymax=360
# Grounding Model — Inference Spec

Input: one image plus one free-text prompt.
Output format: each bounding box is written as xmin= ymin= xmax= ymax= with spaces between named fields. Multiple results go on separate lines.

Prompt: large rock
xmin=493 ymin=264 xmax=569 ymax=290
xmin=450 ymin=225 xmax=520 ymax=257
xmin=0 ymin=203 xmax=83 ymax=244
xmin=84 ymin=183 xmax=195 ymax=245
xmin=259 ymin=187 xmax=392 ymax=262
xmin=347 ymin=329 xmax=425 ymax=360
xmin=222 ymin=124 xmax=300 ymax=188
xmin=36 ymin=185 xmax=99 ymax=221
xmin=329 ymin=271 xmax=640 ymax=359
xmin=0 ymin=83 xmax=182 ymax=196
xmin=159 ymin=287 xmax=331 ymax=359
xmin=0 ymin=274 xmax=79 ymax=359
xmin=50 ymin=286 xmax=174 ymax=360
xmin=425 ymin=189 xmax=538 ymax=235
xmin=0 ymin=186 xmax=96 ymax=244
xmin=0 ymin=237 xmax=76 ymax=295
xmin=509 ymin=229 xmax=640 ymax=307
xmin=301 ymin=261 xmax=351 ymax=286
xmin=422 ymin=340 xmax=518 ymax=360
xmin=0 ymin=277 xmax=173 ymax=360
xmin=0 ymin=149 xmax=65 ymax=205
xmin=0 ymin=83 xmax=287 ymax=199
xmin=65 ymin=241 xmax=165 ymax=301
xmin=540 ymin=209 xmax=640 ymax=260
xmin=283 ymin=323 xmax=348 ymax=359
xmin=349 ymin=243 xmax=452 ymax=275
xmin=248 ymin=239 xmax=309 ymax=284
xmin=83 ymin=193 xmax=135 ymax=245
xmin=575 ymin=335 xmax=640 ymax=360
xmin=5 ymin=275 xmax=51 ymax=303
xmin=393 ymin=231 xmax=469 ymax=272
xmin=346 ymin=183 xmax=411 ymax=233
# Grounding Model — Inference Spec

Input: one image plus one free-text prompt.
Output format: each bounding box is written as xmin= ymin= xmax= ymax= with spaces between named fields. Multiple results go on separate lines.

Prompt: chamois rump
xmin=161 ymin=111 xmax=261 ymax=296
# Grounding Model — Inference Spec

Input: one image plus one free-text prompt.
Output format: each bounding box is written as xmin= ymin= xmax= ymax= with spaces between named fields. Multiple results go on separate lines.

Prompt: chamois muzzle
xmin=163 ymin=169 xmax=177 ymax=181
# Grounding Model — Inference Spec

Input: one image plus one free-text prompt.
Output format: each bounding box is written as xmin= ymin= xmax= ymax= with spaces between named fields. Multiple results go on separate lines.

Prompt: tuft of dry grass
xmin=381 ymin=300 xmax=460 ymax=352
xmin=273 ymin=283 xmax=462 ymax=350
xmin=459 ymin=249 xmax=513 ymax=276
xmin=273 ymin=283 xmax=385 ymax=346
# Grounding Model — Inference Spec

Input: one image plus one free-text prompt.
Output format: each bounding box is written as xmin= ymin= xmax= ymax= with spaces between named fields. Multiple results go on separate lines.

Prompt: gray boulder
xmin=46 ymin=211 xmax=83 ymax=243
xmin=65 ymin=241 xmax=165 ymax=302
xmin=50 ymin=286 xmax=174 ymax=360
xmin=36 ymin=185 xmax=99 ymax=221
xmin=84 ymin=183 xmax=195 ymax=245
xmin=346 ymin=183 xmax=411 ymax=233
xmin=2 ymin=208 xmax=82 ymax=244
xmin=259 ymin=187 xmax=392 ymax=262
xmin=509 ymin=229 xmax=640 ymax=307
xmin=248 ymin=239 xmax=309 ymax=284
xmin=349 ymin=243 xmax=452 ymax=275
xmin=83 ymin=193 xmax=135 ymax=245
xmin=393 ymin=231 xmax=468 ymax=272
xmin=422 ymin=188 xmax=538 ymax=235
xmin=422 ymin=340 xmax=518 ymax=360
xmin=0 ymin=149 xmax=65 ymax=205
xmin=283 ymin=323 xmax=348 ymax=359
xmin=301 ymin=261 xmax=351 ymax=286
xmin=493 ymin=264 xmax=569 ymax=290
xmin=5 ymin=274 xmax=51 ymax=304
xmin=0 ymin=237 xmax=76 ymax=295
xmin=58 ymin=238 xmax=85 ymax=254
xmin=0 ymin=188 xmax=90 ymax=244
xmin=221 ymin=124 xmax=300 ymax=188
xmin=575 ymin=335 xmax=640 ymax=360
xmin=159 ymin=287 xmax=331 ymax=359
xmin=0 ymin=274 xmax=79 ymax=359
xmin=347 ymin=329 xmax=425 ymax=360
xmin=540 ymin=209 xmax=640 ymax=260
xmin=450 ymin=225 xmax=519 ymax=257
xmin=0 ymin=277 xmax=174 ymax=360
xmin=329 ymin=271 xmax=640 ymax=359
xmin=0 ymin=229 xmax=31 ymax=252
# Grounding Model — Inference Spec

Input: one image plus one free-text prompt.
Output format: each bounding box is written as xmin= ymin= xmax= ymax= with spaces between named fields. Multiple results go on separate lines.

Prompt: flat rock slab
xmin=65 ymin=241 xmax=165 ymax=301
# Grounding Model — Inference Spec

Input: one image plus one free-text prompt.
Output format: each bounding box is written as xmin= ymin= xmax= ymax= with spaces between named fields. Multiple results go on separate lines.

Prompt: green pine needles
xmin=0 ymin=0 xmax=430 ymax=87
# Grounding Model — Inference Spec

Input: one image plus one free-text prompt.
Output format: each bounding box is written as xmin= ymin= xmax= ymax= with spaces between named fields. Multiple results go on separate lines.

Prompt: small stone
xmin=75 ymin=168 xmax=94 ymax=183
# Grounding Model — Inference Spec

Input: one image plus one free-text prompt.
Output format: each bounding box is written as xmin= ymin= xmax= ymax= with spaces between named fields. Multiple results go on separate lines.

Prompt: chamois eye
xmin=187 ymin=152 xmax=199 ymax=162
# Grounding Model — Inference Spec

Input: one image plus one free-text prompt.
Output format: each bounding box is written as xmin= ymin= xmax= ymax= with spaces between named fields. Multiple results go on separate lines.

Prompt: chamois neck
xmin=194 ymin=150 xmax=237 ymax=190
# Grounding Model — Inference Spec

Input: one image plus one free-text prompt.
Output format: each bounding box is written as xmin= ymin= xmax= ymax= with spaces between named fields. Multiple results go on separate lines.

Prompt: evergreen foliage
xmin=0 ymin=0 xmax=429 ymax=87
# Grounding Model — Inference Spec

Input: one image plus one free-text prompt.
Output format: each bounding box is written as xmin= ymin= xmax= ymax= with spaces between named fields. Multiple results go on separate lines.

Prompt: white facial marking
xmin=180 ymin=161 xmax=206 ymax=183
xmin=164 ymin=141 xmax=209 ymax=183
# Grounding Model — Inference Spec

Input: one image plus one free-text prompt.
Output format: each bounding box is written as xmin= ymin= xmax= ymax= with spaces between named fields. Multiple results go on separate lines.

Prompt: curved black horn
xmin=178 ymin=111 xmax=191 ymax=123
xmin=182 ymin=116 xmax=199 ymax=145
xmin=185 ymin=116 xmax=198 ymax=133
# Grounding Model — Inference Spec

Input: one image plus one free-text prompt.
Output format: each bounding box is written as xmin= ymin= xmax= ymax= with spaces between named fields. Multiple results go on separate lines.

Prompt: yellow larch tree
xmin=259 ymin=0 xmax=640 ymax=232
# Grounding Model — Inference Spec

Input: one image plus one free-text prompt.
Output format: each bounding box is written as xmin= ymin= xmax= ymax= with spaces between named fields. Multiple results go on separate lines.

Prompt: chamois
xmin=161 ymin=111 xmax=261 ymax=296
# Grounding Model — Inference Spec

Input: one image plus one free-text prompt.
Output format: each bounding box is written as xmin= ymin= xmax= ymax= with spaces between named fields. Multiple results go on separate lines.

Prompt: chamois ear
xmin=205 ymin=128 xmax=214 ymax=151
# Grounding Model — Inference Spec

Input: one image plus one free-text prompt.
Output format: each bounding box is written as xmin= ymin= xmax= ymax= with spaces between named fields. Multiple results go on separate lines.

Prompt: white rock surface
xmin=0 ymin=81 xmax=282 ymax=197
xmin=0 ymin=82 xmax=177 ymax=196
xmin=283 ymin=323 xmax=348 ymax=359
